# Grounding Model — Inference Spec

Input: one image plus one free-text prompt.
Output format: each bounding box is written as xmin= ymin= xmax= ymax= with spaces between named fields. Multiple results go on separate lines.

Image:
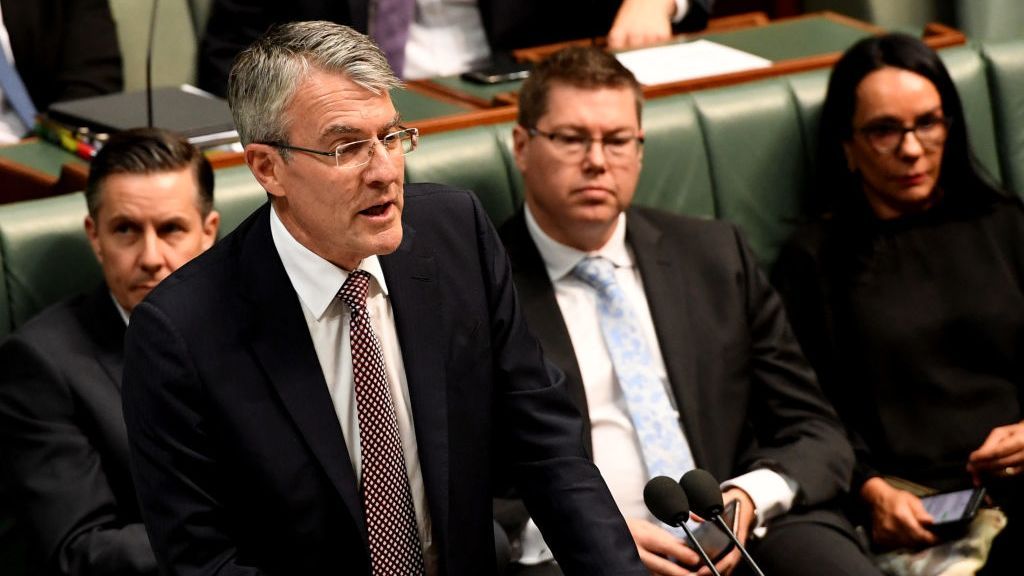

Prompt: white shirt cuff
xmin=673 ymin=0 xmax=692 ymax=23
xmin=721 ymin=468 xmax=798 ymax=530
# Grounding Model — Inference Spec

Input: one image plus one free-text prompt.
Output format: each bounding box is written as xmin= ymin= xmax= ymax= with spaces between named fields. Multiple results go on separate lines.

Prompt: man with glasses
xmin=121 ymin=21 xmax=644 ymax=576
xmin=497 ymin=47 xmax=881 ymax=576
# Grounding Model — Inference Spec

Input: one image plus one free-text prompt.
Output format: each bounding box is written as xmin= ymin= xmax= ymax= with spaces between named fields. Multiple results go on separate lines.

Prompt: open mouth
xmin=360 ymin=202 xmax=391 ymax=217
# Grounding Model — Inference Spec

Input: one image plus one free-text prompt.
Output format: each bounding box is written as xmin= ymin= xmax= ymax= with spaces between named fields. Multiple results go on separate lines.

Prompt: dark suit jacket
xmin=197 ymin=0 xmax=713 ymax=97
xmin=498 ymin=208 xmax=854 ymax=519
xmin=0 ymin=285 xmax=156 ymax=575
xmin=122 ymin=185 xmax=645 ymax=576
xmin=0 ymin=0 xmax=122 ymax=110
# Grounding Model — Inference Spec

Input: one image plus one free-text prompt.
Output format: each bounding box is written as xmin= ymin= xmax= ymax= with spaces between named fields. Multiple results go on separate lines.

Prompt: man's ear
xmin=201 ymin=210 xmax=221 ymax=250
xmin=512 ymin=125 xmax=532 ymax=173
xmin=84 ymin=214 xmax=103 ymax=264
xmin=245 ymin=143 xmax=287 ymax=199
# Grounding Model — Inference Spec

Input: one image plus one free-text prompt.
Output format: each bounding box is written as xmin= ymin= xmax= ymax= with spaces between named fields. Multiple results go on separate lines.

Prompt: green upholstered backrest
xmin=696 ymin=78 xmax=812 ymax=267
xmin=941 ymin=45 xmax=1003 ymax=186
xmin=212 ymin=164 xmax=266 ymax=233
xmin=0 ymin=193 xmax=97 ymax=336
xmin=636 ymin=94 xmax=715 ymax=219
xmin=405 ymin=123 xmax=523 ymax=228
xmin=982 ymin=39 xmax=1024 ymax=196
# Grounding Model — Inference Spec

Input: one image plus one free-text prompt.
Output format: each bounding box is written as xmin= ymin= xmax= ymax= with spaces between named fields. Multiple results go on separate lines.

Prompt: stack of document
xmin=615 ymin=39 xmax=771 ymax=86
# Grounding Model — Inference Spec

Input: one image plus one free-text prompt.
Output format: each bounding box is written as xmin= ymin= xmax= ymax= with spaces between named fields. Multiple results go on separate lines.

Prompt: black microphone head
xmin=680 ymin=469 xmax=725 ymax=518
xmin=644 ymin=476 xmax=690 ymax=527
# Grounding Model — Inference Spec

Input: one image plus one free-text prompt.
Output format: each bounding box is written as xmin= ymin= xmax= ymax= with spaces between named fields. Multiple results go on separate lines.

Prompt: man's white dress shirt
xmin=270 ymin=206 xmax=437 ymax=572
xmin=517 ymin=205 xmax=795 ymax=563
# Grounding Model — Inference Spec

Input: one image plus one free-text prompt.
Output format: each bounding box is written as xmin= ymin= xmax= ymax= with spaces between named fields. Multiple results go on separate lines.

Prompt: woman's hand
xmin=860 ymin=477 xmax=937 ymax=549
xmin=608 ymin=0 xmax=675 ymax=49
xmin=967 ymin=421 xmax=1024 ymax=483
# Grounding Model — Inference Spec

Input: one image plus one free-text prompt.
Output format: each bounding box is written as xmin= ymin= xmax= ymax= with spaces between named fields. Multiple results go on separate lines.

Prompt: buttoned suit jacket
xmin=498 ymin=207 xmax=854 ymax=521
xmin=0 ymin=285 xmax=156 ymax=575
xmin=122 ymin=185 xmax=645 ymax=576
xmin=197 ymin=0 xmax=713 ymax=97
xmin=0 ymin=0 xmax=122 ymax=111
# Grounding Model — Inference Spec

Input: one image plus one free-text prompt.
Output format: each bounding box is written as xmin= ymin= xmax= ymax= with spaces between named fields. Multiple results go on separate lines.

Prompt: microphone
xmin=643 ymin=476 xmax=722 ymax=576
xmin=680 ymin=469 xmax=767 ymax=576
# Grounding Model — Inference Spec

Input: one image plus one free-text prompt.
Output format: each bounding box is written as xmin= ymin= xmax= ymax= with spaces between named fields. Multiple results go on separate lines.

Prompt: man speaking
xmin=121 ymin=21 xmax=644 ymax=576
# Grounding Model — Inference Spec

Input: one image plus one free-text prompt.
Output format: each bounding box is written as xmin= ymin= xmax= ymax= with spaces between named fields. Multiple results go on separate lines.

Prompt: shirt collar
xmin=524 ymin=204 xmax=632 ymax=280
xmin=110 ymin=293 xmax=130 ymax=325
xmin=270 ymin=205 xmax=390 ymax=320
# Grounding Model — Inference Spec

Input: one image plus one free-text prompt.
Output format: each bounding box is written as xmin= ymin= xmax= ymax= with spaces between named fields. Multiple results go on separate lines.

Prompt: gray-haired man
xmin=122 ymin=20 xmax=645 ymax=576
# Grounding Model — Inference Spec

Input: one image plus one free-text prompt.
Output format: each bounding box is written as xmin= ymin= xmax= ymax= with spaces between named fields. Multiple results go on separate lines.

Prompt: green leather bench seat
xmin=983 ymin=41 xmax=1024 ymax=196
xmin=2 ymin=39 xmax=1023 ymax=340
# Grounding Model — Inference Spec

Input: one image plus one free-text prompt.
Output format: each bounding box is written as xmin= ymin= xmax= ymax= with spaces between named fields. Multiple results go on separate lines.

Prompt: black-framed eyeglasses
xmin=263 ymin=127 xmax=419 ymax=168
xmin=855 ymin=115 xmax=952 ymax=155
xmin=527 ymin=127 xmax=644 ymax=161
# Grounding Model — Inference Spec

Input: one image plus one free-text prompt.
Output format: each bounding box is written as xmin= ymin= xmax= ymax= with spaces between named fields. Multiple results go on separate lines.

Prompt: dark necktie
xmin=371 ymin=0 xmax=415 ymax=77
xmin=0 ymin=54 xmax=37 ymax=133
xmin=338 ymin=270 xmax=425 ymax=576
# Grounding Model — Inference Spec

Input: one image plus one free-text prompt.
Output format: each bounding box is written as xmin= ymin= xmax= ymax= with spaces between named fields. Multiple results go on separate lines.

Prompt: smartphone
xmin=677 ymin=499 xmax=739 ymax=569
xmin=460 ymin=58 xmax=531 ymax=85
xmin=921 ymin=487 xmax=985 ymax=537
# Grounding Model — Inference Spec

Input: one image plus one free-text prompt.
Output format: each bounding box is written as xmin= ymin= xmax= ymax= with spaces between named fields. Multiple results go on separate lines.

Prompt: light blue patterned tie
xmin=0 ymin=55 xmax=37 ymax=133
xmin=573 ymin=256 xmax=696 ymax=530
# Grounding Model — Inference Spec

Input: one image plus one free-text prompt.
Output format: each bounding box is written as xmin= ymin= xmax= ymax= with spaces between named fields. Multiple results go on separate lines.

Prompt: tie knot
xmin=572 ymin=257 xmax=618 ymax=294
xmin=338 ymin=270 xmax=372 ymax=310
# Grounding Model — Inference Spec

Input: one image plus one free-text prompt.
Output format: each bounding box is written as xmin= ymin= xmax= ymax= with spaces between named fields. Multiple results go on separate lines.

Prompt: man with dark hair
xmin=122 ymin=21 xmax=644 ymax=576
xmin=0 ymin=128 xmax=219 ymax=575
xmin=499 ymin=46 xmax=881 ymax=576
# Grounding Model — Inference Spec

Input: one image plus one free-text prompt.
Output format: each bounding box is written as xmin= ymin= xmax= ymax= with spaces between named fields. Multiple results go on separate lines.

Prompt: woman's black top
xmin=773 ymin=196 xmax=1024 ymax=493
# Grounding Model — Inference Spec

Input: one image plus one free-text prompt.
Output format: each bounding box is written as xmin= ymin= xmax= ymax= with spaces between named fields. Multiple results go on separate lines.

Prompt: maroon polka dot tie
xmin=338 ymin=270 xmax=426 ymax=575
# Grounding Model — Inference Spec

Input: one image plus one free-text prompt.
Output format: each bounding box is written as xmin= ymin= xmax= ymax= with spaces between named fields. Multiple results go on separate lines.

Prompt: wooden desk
xmin=413 ymin=11 xmax=964 ymax=106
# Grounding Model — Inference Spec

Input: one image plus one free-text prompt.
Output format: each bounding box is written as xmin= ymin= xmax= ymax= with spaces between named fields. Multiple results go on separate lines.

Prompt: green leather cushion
xmin=213 ymin=164 xmax=267 ymax=234
xmin=982 ymin=39 xmax=1024 ymax=196
xmin=696 ymin=78 xmax=810 ymax=268
xmin=636 ymin=94 xmax=715 ymax=219
xmin=405 ymin=123 xmax=521 ymax=227
xmin=0 ymin=193 xmax=98 ymax=337
xmin=942 ymin=45 xmax=1003 ymax=185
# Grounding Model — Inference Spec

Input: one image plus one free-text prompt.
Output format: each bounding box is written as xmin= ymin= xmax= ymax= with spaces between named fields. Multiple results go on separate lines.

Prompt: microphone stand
xmin=146 ymin=0 xmax=160 ymax=128
xmin=711 ymin=515 xmax=765 ymax=576
xmin=676 ymin=519 xmax=722 ymax=576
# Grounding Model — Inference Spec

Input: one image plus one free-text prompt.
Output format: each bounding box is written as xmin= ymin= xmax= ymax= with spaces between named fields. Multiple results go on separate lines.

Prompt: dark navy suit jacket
xmin=122 ymin=185 xmax=645 ymax=575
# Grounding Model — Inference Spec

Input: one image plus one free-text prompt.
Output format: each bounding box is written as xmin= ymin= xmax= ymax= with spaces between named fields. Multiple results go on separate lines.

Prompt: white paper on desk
xmin=615 ymin=39 xmax=772 ymax=86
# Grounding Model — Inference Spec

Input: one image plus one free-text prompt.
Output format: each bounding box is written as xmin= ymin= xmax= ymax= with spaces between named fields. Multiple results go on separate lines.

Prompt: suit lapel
xmin=84 ymin=284 xmax=126 ymax=390
xmin=501 ymin=211 xmax=593 ymax=457
xmin=626 ymin=210 xmax=709 ymax=468
xmin=239 ymin=205 xmax=366 ymax=536
xmin=378 ymin=225 xmax=450 ymax=551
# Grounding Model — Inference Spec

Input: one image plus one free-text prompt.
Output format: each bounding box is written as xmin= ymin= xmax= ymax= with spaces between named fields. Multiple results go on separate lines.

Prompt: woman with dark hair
xmin=773 ymin=33 xmax=1022 ymax=573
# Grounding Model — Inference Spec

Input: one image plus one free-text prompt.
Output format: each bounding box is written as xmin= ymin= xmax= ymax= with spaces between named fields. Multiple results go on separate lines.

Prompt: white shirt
xmin=0 ymin=5 xmax=28 ymax=144
xmin=269 ymin=206 xmax=437 ymax=573
xmin=517 ymin=205 xmax=795 ymax=562
xmin=401 ymin=0 xmax=695 ymax=79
